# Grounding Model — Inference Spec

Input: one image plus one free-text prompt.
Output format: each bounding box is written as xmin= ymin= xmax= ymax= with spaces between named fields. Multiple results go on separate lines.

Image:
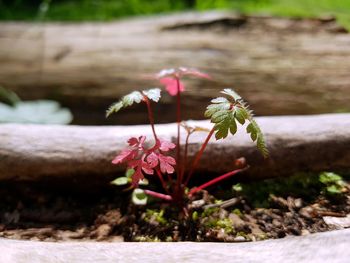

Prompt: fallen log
xmin=0 ymin=12 xmax=350 ymax=124
xmin=0 ymin=114 xmax=349 ymax=183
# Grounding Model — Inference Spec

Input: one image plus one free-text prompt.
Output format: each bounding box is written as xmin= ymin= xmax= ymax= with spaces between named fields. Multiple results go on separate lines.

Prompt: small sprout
xmin=132 ymin=188 xmax=148 ymax=205
xmin=319 ymin=172 xmax=347 ymax=195
xmin=108 ymin=68 xmax=269 ymax=210
xmin=232 ymin=183 xmax=243 ymax=192
xmin=110 ymin=177 xmax=129 ymax=186
xmin=192 ymin=211 xmax=199 ymax=221
xmin=106 ymin=88 xmax=161 ymax=117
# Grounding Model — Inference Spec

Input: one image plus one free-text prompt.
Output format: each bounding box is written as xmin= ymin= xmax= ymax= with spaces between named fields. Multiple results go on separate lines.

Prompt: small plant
xmin=319 ymin=172 xmax=347 ymax=195
xmin=0 ymin=86 xmax=73 ymax=124
xmin=107 ymin=67 xmax=268 ymax=208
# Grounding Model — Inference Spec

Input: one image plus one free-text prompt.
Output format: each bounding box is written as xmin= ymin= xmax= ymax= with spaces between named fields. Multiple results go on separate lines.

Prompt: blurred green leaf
xmin=0 ymin=100 xmax=72 ymax=124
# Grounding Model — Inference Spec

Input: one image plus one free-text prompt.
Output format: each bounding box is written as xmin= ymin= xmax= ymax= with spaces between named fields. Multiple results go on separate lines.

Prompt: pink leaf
xmin=159 ymin=77 xmax=185 ymax=96
xmin=146 ymin=152 xmax=159 ymax=168
xmin=112 ymin=149 xmax=137 ymax=164
xmin=159 ymin=140 xmax=176 ymax=152
xmin=179 ymin=67 xmax=211 ymax=79
xmin=158 ymin=154 xmax=176 ymax=174
xmin=127 ymin=137 xmax=139 ymax=147
xmin=141 ymin=160 xmax=154 ymax=175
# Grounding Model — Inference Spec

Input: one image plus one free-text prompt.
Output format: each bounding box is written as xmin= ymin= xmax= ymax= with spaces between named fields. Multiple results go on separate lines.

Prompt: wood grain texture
xmin=0 ymin=12 xmax=350 ymax=124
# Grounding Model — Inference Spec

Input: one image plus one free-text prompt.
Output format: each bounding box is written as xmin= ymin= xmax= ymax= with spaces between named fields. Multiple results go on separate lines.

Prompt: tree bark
xmin=0 ymin=12 xmax=349 ymax=124
xmin=1 ymin=114 xmax=349 ymax=183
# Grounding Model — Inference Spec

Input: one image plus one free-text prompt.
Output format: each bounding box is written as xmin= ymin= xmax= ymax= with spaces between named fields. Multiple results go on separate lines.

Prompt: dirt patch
xmin=0 ymin=174 xmax=349 ymax=242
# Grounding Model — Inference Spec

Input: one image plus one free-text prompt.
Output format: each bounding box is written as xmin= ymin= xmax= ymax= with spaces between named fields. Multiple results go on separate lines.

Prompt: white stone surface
xmin=0 ymin=229 xmax=349 ymax=263
xmin=0 ymin=113 xmax=350 ymax=182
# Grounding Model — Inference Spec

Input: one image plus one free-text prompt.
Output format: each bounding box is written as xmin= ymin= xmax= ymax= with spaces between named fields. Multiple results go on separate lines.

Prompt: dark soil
xmin=0 ymin=174 xmax=349 ymax=242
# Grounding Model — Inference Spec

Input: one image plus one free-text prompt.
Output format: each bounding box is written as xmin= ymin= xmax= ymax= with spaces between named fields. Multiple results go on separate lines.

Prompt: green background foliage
xmin=1 ymin=0 xmax=350 ymax=30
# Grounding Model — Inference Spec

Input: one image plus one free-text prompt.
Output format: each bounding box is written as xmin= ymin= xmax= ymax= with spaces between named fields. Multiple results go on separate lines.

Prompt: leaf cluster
xmin=106 ymin=88 xmax=161 ymax=117
xmin=319 ymin=172 xmax=347 ymax=195
xmin=205 ymin=89 xmax=268 ymax=157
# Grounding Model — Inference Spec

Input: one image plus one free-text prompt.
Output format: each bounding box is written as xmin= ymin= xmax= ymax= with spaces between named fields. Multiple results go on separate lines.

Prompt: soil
xmin=0 ymin=174 xmax=349 ymax=242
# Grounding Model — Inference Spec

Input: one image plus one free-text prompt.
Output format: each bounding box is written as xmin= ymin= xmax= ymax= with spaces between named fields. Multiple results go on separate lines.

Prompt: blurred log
xmin=0 ymin=12 xmax=350 ymax=124
xmin=0 ymin=114 xmax=349 ymax=184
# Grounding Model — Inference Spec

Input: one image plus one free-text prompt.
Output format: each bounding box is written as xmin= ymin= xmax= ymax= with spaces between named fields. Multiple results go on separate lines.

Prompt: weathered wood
xmin=1 ymin=229 xmax=349 ymax=263
xmin=0 ymin=114 xmax=349 ymax=183
xmin=0 ymin=12 xmax=350 ymax=124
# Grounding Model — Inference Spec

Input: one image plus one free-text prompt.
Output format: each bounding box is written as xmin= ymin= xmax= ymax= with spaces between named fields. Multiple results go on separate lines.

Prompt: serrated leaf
xmin=214 ymin=123 xmax=229 ymax=139
xmin=221 ymin=88 xmax=241 ymax=101
xmin=106 ymin=90 xmax=144 ymax=117
xmin=246 ymin=120 xmax=269 ymax=157
xmin=211 ymin=110 xmax=230 ymax=123
xmin=111 ymin=177 xmax=129 ymax=186
xmin=106 ymin=101 xmax=123 ymax=117
xmin=229 ymin=117 xmax=237 ymax=135
xmin=122 ymin=91 xmax=143 ymax=106
xmin=211 ymin=97 xmax=228 ymax=104
xmin=142 ymin=88 xmax=161 ymax=102
xmin=132 ymin=188 xmax=148 ymax=205
xmin=234 ymin=107 xmax=249 ymax=125
xmin=204 ymin=102 xmax=230 ymax=118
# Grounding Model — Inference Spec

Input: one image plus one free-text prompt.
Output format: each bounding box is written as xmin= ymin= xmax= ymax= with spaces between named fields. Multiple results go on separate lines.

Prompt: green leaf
xmin=214 ymin=114 xmax=234 ymax=139
xmin=122 ymin=91 xmax=143 ymax=107
xmin=106 ymin=101 xmax=123 ymax=117
xmin=232 ymin=183 xmax=243 ymax=192
xmin=326 ymin=185 xmax=343 ymax=194
xmin=211 ymin=110 xmax=230 ymax=123
xmin=211 ymin=97 xmax=228 ymax=104
xmin=229 ymin=117 xmax=237 ymax=135
xmin=132 ymin=188 xmax=148 ymax=205
xmin=221 ymin=88 xmax=241 ymax=101
xmin=0 ymin=86 xmax=21 ymax=106
xmin=0 ymin=100 xmax=72 ymax=124
xmin=319 ymin=172 xmax=343 ymax=184
xmin=206 ymin=88 xmax=268 ymax=157
xmin=110 ymin=177 xmax=129 ymax=186
xmin=246 ymin=120 xmax=269 ymax=157
xmin=142 ymin=88 xmax=161 ymax=102
xmin=125 ymin=168 xmax=135 ymax=178
xmin=204 ymin=102 xmax=230 ymax=118
xmin=234 ymin=107 xmax=249 ymax=125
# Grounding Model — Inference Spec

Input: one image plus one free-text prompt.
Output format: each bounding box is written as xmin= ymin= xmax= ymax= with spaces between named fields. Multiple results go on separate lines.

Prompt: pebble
xmin=234 ymin=236 xmax=246 ymax=242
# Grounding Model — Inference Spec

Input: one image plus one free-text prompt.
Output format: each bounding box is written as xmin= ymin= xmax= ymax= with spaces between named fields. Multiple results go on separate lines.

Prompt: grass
xmin=0 ymin=0 xmax=350 ymax=30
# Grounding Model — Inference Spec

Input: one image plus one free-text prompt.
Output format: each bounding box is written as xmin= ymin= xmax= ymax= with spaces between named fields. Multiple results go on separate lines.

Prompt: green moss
xmin=144 ymin=209 xmax=168 ymax=226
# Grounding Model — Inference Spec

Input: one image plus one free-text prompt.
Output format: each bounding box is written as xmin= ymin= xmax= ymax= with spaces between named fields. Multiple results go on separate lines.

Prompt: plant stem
xmin=175 ymin=77 xmax=182 ymax=191
xmin=144 ymin=96 xmax=158 ymax=141
xmin=144 ymin=189 xmax=173 ymax=201
xmin=185 ymin=127 xmax=215 ymax=185
xmin=156 ymin=168 xmax=170 ymax=194
xmin=179 ymin=131 xmax=191 ymax=187
xmin=188 ymin=166 xmax=249 ymax=196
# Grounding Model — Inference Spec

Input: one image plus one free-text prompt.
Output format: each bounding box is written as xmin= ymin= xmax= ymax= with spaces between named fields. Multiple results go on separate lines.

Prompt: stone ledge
xmin=0 ymin=229 xmax=349 ymax=263
xmin=0 ymin=113 xmax=349 ymax=182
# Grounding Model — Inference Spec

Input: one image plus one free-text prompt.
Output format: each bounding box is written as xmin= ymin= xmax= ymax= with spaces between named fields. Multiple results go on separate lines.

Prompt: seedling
xmin=107 ymin=67 xmax=268 ymax=207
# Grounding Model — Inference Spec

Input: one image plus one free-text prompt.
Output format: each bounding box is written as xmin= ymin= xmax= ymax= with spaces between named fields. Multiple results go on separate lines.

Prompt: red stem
xmin=185 ymin=127 xmax=215 ymax=185
xmin=144 ymin=96 xmax=158 ymax=141
xmin=144 ymin=189 xmax=173 ymax=201
xmin=175 ymin=77 xmax=182 ymax=191
xmin=188 ymin=166 xmax=249 ymax=196
xmin=156 ymin=168 xmax=170 ymax=194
